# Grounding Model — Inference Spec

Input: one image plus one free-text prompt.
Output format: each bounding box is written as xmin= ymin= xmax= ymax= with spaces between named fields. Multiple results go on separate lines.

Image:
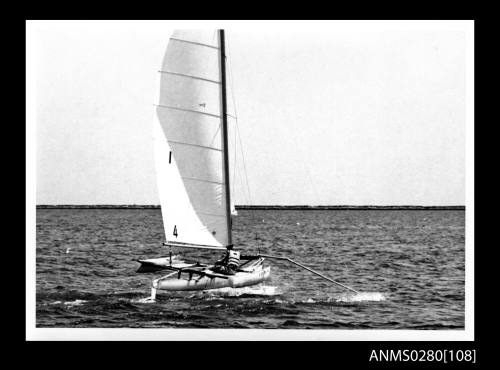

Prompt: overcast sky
xmin=29 ymin=21 xmax=471 ymax=206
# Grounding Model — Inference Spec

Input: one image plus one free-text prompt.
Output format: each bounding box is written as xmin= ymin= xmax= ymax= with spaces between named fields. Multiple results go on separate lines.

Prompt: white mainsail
xmin=154 ymin=30 xmax=234 ymax=247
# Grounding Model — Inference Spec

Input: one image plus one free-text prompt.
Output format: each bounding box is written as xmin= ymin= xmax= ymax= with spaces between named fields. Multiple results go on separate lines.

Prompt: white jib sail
xmin=154 ymin=30 xmax=233 ymax=247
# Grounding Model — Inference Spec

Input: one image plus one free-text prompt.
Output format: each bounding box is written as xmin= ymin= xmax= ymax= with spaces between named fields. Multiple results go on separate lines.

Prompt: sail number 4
xmin=173 ymin=225 xmax=178 ymax=238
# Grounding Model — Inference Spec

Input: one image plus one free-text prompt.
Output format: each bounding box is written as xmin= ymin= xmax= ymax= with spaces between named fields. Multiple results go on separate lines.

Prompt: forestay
xmin=154 ymin=30 xmax=235 ymax=247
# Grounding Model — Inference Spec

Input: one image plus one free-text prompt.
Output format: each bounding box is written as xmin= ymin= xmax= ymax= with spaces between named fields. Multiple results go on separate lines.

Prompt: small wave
xmin=335 ymin=292 xmax=386 ymax=302
xmin=264 ymin=298 xmax=288 ymax=304
xmin=63 ymin=299 xmax=87 ymax=306
xmin=282 ymin=319 xmax=301 ymax=326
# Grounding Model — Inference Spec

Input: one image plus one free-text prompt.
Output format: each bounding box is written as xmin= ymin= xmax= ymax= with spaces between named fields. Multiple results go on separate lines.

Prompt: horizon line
xmin=36 ymin=204 xmax=465 ymax=210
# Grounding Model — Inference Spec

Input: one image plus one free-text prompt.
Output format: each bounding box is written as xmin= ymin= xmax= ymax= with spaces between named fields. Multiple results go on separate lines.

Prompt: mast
xmin=219 ymin=29 xmax=233 ymax=246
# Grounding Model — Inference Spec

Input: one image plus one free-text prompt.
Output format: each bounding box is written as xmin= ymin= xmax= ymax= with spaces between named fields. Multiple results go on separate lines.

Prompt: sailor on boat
xmin=212 ymin=245 xmax=240 ymax=275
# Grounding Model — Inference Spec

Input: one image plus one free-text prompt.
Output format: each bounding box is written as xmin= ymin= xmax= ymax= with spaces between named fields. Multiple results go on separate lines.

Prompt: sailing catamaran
xmin=136 ymin=30 xmax=270 ymax=297
xmin=136 ymin=29 xmax=359 ymax=300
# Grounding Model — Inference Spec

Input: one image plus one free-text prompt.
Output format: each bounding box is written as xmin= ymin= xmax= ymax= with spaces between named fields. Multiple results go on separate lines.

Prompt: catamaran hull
xmin=157 ymin=266 xmax=271 ymax=291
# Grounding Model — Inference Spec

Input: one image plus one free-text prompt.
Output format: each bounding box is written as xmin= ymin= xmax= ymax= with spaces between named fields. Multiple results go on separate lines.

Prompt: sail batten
xmin=181 ymin=176 xmax=224 ymax=185
xmin=154 ymin=30 xmax=231 ymax=247
xmin=169 ymin=140 xmax=222 ymax=152
xmin=158 ymin=70 xmax=221 ymax=85
xmin=156 ymin=104 xmax=222 ymax=119
xmin=169 ymin=37 xmax=220 ymax=50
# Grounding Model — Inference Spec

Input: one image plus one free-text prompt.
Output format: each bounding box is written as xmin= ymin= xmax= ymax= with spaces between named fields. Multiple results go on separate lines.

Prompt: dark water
xmin=36 ymin=209 xmax=465 ymax=329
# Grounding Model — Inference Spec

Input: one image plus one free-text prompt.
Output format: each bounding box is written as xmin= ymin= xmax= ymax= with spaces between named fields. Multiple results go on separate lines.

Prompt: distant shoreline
xmin=36 ymin=205 xmax=465 ymax=210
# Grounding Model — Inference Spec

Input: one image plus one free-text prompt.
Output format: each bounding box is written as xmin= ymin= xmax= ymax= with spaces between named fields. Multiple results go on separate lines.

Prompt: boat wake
xmin=203 ymin=285 xmax=281 ymax=297
xmin=133 ymin=290 xmax=385 ymax=304
xmin=267 ymin=292 xmax=386 ymax=305
xmin=134 ymin=297 xmax=157 ymax=304
xmin=334 ymin=292 xmax=386 ymax=302
xmin=133 ymin=285 xmax=281 ymax=303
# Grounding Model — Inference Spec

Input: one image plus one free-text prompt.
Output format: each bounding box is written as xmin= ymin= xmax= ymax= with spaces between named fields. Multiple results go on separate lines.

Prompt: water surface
xmin=36 ymin=209 xmax=465 ymax=329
